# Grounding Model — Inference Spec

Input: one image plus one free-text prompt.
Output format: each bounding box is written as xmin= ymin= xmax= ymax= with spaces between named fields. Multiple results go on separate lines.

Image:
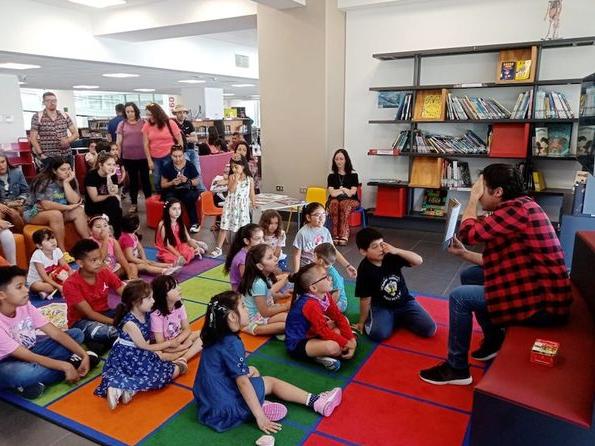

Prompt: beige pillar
xmin=257 ymin=0 xmax=345 ymax=196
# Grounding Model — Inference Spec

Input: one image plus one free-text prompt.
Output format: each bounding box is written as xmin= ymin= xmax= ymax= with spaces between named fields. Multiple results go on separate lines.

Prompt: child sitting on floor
xmin=313 ymin=243 xmax=347 ymax=313
xmin=237 ymin=244 xmax=290 ymax=337
xmin=260 ymin=209 xmax=288 ymax=272
xmin=119 ymin=214 xmax=180 ymax=276
xmin=150 ymin=275 xmax=203 ymax=365
xmin=353 ymin=228 xmax=436 ymax=342
xmin=285 ymin=263 xmax=356 ymax=372
xmin=63 ymin=239 xmax=125 ymax=354
xmin=193 ymin=291 xmax=343 ymax=433
xmin=109 ymin=142 xmax=127 ymax=187
xmin=95 ymin=280 xmax=187 ymax=410
xmin=155 ymin=199 xmax=207 ymax=266
xmin=0 ymin=266 xmax=99 ymax=399
xmin=224 ymin=223 xmax=264 ymax=292
xmin=89 ymin=214 xmax=137 ymax=280
xmin=26 ymin=228 xmax=73 ymax=299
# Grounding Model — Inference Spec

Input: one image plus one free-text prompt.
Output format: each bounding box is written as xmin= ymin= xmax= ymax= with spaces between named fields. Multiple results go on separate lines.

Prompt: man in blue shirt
xmin=107 ymin=104 xmax=124 ymax=143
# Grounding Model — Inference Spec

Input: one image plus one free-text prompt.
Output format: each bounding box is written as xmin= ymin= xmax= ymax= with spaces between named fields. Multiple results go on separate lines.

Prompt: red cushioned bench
xmin=470 ymin=231 xmax=595 ymax=446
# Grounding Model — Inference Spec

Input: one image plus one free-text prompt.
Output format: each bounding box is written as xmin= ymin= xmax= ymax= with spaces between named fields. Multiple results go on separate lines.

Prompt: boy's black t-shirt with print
xmin=355 ymin=253 xmax=413 ymax=308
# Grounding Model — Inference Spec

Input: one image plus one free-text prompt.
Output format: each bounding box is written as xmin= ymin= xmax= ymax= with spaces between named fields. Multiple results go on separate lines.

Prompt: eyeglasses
xmin=310 ymin=274 xmax=330 ymax=286
xmin=311 ymin=212 xmax=326 ymax=218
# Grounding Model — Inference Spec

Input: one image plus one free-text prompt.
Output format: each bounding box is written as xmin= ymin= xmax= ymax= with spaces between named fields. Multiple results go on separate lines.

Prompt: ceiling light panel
xmin=102 ymin=73 xmax=139 ymax=78
xmin=134 ymin=88 xmax=155 ymax=92
xmin=178 ymin=80 xmax=206 ymax=84
xmin=68 ymin=0 xmax=126 ymax=8
xmin=0 ymin=63 xmax=41 ymax=70
xmin=73 ymin=85 xmax=100 ymax=89
xmin=231 ymin=84 xmax=255 ymax=87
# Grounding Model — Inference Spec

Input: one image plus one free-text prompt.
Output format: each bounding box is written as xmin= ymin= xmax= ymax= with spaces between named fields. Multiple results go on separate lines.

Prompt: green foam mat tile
xmin=197 ymin=264 xmax=228 ymax=282
xmin=34 ymin=362 xmax=104 ymax=407
xmin=142 ymin=402 xmax=306 ymax=446
xmin=180 ymin=277 xmax=232 ymax=304
xmin=183 ymin=299 xmax=207 ymax=322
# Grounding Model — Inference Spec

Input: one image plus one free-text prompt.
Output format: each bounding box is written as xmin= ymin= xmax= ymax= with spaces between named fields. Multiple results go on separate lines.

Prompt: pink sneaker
xmin=262 ymin=400 xmax=287 ymax=421
xmin=313 ymin=387 xmax=342 ymax=417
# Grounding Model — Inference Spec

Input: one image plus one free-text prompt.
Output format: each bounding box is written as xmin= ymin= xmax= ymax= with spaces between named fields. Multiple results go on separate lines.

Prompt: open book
xmin=443 ymin=198 xmax=461 ymax=249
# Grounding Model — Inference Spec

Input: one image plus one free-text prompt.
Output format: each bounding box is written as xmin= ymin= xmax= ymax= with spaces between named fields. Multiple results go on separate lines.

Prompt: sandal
xmin=173 ymin=358 xmax=188 ymax=375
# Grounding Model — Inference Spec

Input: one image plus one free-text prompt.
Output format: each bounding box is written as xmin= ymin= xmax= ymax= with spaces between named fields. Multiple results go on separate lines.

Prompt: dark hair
xmin=234 ymin=141 xmax=252 ymax=160
xmin=288 ymin=263 xmax=326 ymax=304
xmin=0 ymin=152 xmax=16 ymax=170
xmin=151 ymin=275 xmax=182 ymax=317
xmin=314 ymin=242 xmax=336 ymax=265
xmin=124 ymin=102 xmax=141 ymax=121
xmin=224 ymin=223 xmax=263 ymax=274
xmin=331 ymin=149 xmax=354 ymax=175
xmin=232 ymin=132 xmax=240 ymax=137
xmin=113 ymin=280 xmax=152 ymax=327
xmin=42 ymin=92 xmax=56 ymax=101
xmin=170 ymin=144 xmax=184 ymax=154
xmin=230 ymin=156 xmax=252 ymax=178
xmin=95 ymin=140 xmax=111 ymax=155
xmin=159 ymin=199 xmax=188 ymax=247
xmin=96 ymin=151 xmax=115 ymax=167
xmin=121 ymin=214 xmax=140 ymax=233
xmin=71 ymin=239 xmax=100 ymax=260
xmin=259 ymin=209 xmax=283 ymax=239
xmin=238 ymin=244 xmax=275 ymax=296
xmin=481 ymin=163 xmax=526 ymax=201
xmin=209 ymin=136 xmax=222 ymax=147
xmin=0 ymin=266 xmax=27 ymax=290
xmin=145 ymin=103 xmax=170 ymax=129
xmin=356 ymin=227 xmax=383 ymax=251
xmin=200 ymin=291 xmax=242 ymax=347
xmin=301 ymin=202 xmax=325 ymax=227
xmin=208 ymin=126 xmax=219 ymax=140
xmin=32 ymin=228 xmax=55 ymax=246
xmin=30 ymin=157 xmax=76 ymax=194
xmin=115 ymin=103 xmax=125 ymax=114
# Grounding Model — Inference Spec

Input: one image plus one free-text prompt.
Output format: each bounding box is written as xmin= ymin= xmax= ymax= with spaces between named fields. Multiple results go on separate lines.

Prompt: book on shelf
xmin=446 ymin=94 xmax=511 ymax=120
xmin=532 ymin=170 xmax=546 ymax=192
xmin=421 ymin=93 xmax=443 ymax=119
xmin=534 ymin=91 xmax=575 ymax=119
xmin=510 ymin=90 xmax=533 ymax=119
xmin=404 ymin=129 xmax=487 ymax=155
xmin=515 ymin=60 xmax=532 ymax=80
xmin=368 ymin=148 xmax=400 ymax=156
xmin=421 ymin=189 xmax=448 ymax=217
xmin=580 ymin=86 xmax=595 ymax=117
xmin=441 ymin=159 xmax=472 ymax=188
xmin=391 ymin=93 xmax=413 ymax=120
xmin=500 ymin=61 xmax=516 ymax=80
xmin=391 ymin=130 xmax=411 ymax=151
xmin=547 ymin=124 xmax=572 ymax=157
xmin=534 ymin=127 xmax=549 ymax=156
xmin=577 ymin=126 xmax=594 ymax=156
xmin=575 ymin=171 xmax=589 ymax=185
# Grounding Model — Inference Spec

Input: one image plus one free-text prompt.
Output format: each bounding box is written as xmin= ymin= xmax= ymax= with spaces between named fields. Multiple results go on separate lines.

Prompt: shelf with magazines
xmin=367 ymin=38 xmax=594 ymax=224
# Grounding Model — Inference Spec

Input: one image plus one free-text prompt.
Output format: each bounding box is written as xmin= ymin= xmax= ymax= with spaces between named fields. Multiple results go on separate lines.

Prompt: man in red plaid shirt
xmin=420 ymin=164 xmax=572 ymax=385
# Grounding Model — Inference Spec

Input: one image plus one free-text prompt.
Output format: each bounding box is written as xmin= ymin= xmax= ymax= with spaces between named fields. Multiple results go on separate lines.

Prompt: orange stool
xmin=23 ymin=223 xmax=82 ymax=259
xmin=0 ymin=234 xmax=27 ymax=269
xmin=145 ymin=195 xmax=194 ymax=229
xmin=200 ymin=191 xmax=223 ymax=219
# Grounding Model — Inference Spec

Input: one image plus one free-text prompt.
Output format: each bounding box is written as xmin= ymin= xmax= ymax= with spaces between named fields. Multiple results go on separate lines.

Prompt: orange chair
xmin=145 ymin=194 xmax=195 ymax=229
xmin=23 ymin=223 xmax=82 ymax=259
xmin=0 ymin=234 xmax=27 ymax=270
xmin=200 ymin=191 xmax=223 ymax=220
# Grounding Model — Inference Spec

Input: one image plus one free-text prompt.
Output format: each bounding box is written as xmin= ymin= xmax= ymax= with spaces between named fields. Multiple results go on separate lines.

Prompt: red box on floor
xmin=375 ymin=186 xmax=407 ymax=218
xmin=489 ymin=123 xmax=530 ymax=158
xmin=530 ymin=339 xmax=559 ymax=367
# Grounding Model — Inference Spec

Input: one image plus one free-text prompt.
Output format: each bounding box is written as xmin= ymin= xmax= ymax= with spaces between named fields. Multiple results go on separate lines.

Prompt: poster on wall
xmin=378 ymin=92 xmax=404 ymax=108
xmin=543 ymin=0 xmax=563 ymax=40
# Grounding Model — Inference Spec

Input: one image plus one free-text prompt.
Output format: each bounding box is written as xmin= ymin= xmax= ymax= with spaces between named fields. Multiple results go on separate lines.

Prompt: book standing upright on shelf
xmin=547 ymin=124 xmax=572 ymax=156
xmin=500 ymin=61 xmax=516 ymax=80
xmin=577 ymin=126 xmax=594 ymax=155
xmin=534 ymin=127 xmax=549 ymax=156
xmin=515 ymin=60 xmax=532 ymax=80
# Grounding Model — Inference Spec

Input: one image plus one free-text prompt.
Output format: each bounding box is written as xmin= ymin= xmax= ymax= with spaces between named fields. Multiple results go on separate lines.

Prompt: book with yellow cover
xmin=421 ymin=94 xmax=443 ymax=119
xmin=532 ymin=170 xmax=546 ymax=192
xmin=515 ymin=60 xmax=532 ymax=81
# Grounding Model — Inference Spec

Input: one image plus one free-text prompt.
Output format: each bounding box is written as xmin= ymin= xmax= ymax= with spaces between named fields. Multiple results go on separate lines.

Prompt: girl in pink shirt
xmin=89 ymin=214 xmax=138 ymax=280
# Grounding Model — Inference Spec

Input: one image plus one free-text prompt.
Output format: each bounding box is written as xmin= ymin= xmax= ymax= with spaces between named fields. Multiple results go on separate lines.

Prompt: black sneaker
xmin=419 ymin=362 xmax=472 ymax=386
xmin=69 ymin=351 xmax=100 ymax=370
xmin=16 ymin=382 xmax=46 ymax=399
xmin=471 ymin=340 xmax=502 ymax=361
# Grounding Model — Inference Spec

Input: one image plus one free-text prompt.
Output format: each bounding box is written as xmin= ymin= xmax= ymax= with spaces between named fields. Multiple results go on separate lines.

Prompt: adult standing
xmin=29 ymin=92 xmax=79 ymax=169
xmin=24 ymin=158 xmax=89 ymax=261
xmin=84 ymin=152 xmax=123 ymax=238
xmin=326 ymin=149 xmax=360 ymax=246
xmin=0 ymin=152 xmax=29 ymax=233
xmin=420 ymin=164 xmax=572 ymax=386
xmin=107 ymin=104 xmax=125 ymax=143
xmin=116 ymin=102 xmax=151 ymax=214
xmin=172 ymin=105 xmax=204 ymax=190
xmin=142 ymin=103 xmax=183 ymax=192
xmin=160 ymin=145 xmax=201 ymax=233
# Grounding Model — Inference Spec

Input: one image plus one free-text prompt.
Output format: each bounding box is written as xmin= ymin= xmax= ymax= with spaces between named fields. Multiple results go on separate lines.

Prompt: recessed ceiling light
xmin=178 ymin=79 xmax=206 ymax=84
xmin=73 ymin=85 xmax=100 ymax=89
xmin=134 ymin=88 xmax=155 ymax=92
xmin=102 ymin=73 xmax=139 ymax=78
xmin=18 ymin=81 xmax=26 ymax=85
xmin=223 ymin=93 xmax=235 ymax=97
xmin=68 ymin=0 xmax=126 ymax=8
xmin=231 ymin=84 xmax=255 ymax=88
xmin=0 ymin=63 xmax=41 ymax=70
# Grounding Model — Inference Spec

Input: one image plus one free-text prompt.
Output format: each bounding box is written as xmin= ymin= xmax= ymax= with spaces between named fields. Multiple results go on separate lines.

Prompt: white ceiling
xmin=0 ymin=51 xmax=259 ymax=98
xmin=32 ymin=0 xmax=165 ymax=12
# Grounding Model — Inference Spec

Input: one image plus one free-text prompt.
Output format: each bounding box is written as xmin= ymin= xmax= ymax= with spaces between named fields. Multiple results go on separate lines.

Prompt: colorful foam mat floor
xmin=1 ymin=250 xmax=486 ymax=446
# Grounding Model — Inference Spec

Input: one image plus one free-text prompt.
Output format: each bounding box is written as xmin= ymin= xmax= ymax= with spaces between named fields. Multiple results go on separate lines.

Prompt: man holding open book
xmin=419 ymin=163 xmax=572 ymax=386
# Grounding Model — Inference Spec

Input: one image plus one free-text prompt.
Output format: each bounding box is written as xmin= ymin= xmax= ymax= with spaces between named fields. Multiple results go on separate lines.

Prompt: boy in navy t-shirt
xmin=354 ymin=228 xmax=436 ymax=341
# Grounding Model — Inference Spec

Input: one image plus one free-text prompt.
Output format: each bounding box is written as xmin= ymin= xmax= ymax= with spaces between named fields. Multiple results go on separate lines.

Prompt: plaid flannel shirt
xmin=459 ymin=196 xmax=572 ymax=325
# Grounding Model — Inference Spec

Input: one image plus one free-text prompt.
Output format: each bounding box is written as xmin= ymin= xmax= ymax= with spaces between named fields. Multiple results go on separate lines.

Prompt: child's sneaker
xmin=209 ymin=247 xmax=223 ymax=258
xmin=107 ymin=387 xmax=123 ymax=410
xmin=189 ymin=224 xmax=200 ymax=233
xmin=16 ymin=382 xmax=45 ymax=399
xmin=315 ymin=356 xmax=341 ymax=372
xmin=275 ymin=334 xmax=286 ymax=341
xmin=262 ymin=401 xmax=287 ymax=421
xmin=121 ymin=390 xmax=136 ymax=405
xmin=313 ymin=387 xmax=342 ymax=416
xmin=68 ymin=351 xmax=100 ymax=370
xmin=163 ymin=266 xmax=182 ymax=276
xmin=63 ymin=252 xmax=75 ymax=264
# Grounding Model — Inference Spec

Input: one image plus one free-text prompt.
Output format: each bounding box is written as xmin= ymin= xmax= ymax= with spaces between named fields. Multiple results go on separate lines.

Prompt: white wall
xmin=344 ymin=0 xmax=595 ymax=206
xmin=0 ymin=74 xmax=25 ymax=144
xmin=224 ymin=99 xmax=261 ymax=127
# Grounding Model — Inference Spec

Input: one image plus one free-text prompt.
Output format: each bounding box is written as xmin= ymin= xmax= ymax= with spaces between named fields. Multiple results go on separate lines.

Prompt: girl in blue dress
xmin=95 ymin=280 xmax=188 ymax=409
xmin=193 ymin=290 xmax=343 ymax=434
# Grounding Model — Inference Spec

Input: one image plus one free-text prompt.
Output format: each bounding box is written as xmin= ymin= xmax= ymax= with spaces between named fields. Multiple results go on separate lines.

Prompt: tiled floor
xmin=0 ymin=202 xmax=478 ymax=446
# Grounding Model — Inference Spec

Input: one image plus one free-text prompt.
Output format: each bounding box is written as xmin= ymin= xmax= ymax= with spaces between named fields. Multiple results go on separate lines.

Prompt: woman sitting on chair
xmin=326 ymin=149 xmax=359 ymax=246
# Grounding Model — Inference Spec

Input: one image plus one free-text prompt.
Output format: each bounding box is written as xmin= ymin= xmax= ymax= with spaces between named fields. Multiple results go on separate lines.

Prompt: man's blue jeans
xmin=365 ymin=299 xmax=437 ymax=342
xmin=0 ymin=328 xmax=83 ymax=390
xmin=152 ymin=156 xmax=171 ymax=193
xmin=460 ymin=265 xmax=484 ymax=286
xmin=185 ymin=149 xmax=206 ymax=193
xmin=447 ymin=285 xmax=502 ymax=369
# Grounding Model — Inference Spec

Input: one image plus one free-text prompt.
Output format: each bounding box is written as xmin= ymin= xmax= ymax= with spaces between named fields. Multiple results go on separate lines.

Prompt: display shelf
xmin=408 ymin=211 xmax=446 ymax=221
xmin=532 ymin=156 xmax=578 ymax=161
xmin=368 ymin=119 xmax=411 ymax=124
xmin=370 ymin=78 xmax=582 ymax=92
xmin=367 ymin=180 xmax=409 ymax=187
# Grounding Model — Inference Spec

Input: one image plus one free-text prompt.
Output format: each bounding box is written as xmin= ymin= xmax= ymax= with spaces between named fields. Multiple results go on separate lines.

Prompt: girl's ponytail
xmin=113 ymin=279 xmax=152 ymax=327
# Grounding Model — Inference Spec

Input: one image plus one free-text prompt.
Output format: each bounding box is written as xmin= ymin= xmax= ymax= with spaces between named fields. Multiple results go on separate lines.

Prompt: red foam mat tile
xmin=304 ymin=433 xmax=347 ymax=446
xmin=317 ymin=382 xmax=469 ymax=446
xmin=355 ymin=345 xmax=483 ymax=412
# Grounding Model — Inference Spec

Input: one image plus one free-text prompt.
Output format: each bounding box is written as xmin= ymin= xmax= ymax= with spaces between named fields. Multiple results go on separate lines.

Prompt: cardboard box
xmin=530 ymin=339 xmax=560 ymax=367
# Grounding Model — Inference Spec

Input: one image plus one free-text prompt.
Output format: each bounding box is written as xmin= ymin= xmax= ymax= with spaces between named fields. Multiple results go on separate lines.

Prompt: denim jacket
xmin=0 ymin=167 xmax=30 ymax=203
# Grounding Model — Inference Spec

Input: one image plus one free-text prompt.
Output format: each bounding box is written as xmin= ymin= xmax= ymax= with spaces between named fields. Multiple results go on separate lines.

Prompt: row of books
xmin=394 ymin=93 xmax=413 ymax=120
xmin=391 ymin=130 xmax=410 ymax=151
xmin=510 ymin=90 xmax=533 ymax=119
xmin=403 ymin=130 xmax=488 ymax=154
xmin=533 ymin=125 xmax=572 ymax=157
xmin=446 ymin=94 xmax=511 ymax=120
xmin=441 ymin=159 xmax=472 ymax=188
xmin=534 ymin=91 xmax=574 ymax=119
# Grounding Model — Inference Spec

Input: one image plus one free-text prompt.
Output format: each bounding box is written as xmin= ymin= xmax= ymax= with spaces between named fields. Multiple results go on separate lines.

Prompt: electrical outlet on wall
xmin=275 ymin=185 xmax=284 ymax=192
xmin=299 ymin=187 xmax=307 ymax=193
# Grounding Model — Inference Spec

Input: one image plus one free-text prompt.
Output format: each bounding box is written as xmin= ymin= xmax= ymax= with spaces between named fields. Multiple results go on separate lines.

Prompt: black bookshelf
xmin=369 ymin=118 xmax=578 ymax=124
xmin=370 ymin=78 xmax=583 ymax=92
xmin=532 ymin=156 xmax=578 ymax=161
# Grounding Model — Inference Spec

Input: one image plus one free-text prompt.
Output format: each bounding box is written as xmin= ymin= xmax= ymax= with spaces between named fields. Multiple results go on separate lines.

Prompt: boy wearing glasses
xmin=353 ymin=228 xmax=436 ymax=341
